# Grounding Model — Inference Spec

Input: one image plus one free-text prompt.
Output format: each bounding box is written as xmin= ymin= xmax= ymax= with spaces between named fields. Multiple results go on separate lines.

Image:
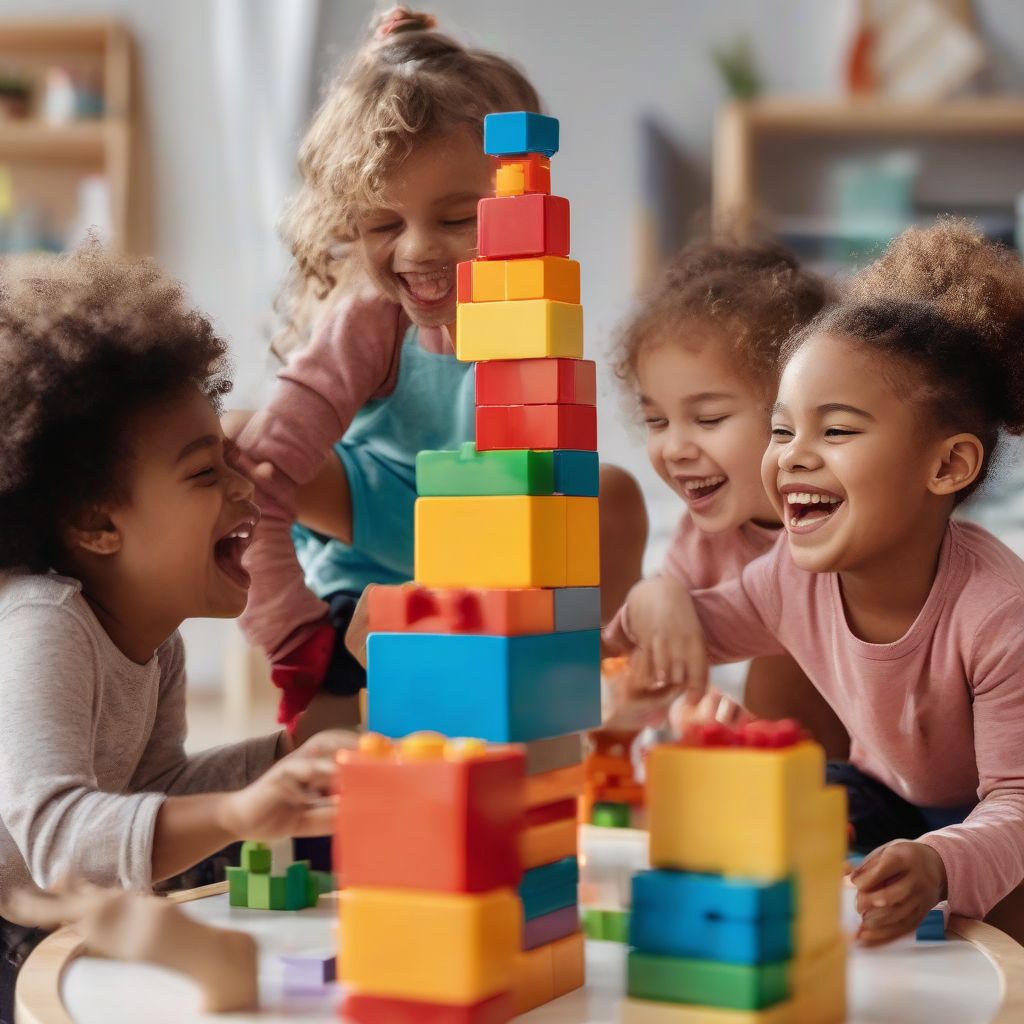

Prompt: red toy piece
xmin=476 ymin=404 xmax=596 ymax=452
xmin=477 ymin=194 xmax=569 ymax=260
xmin=457 ymin=261 xmax=474 ymax=302
xmin=475 ymin=359 xmax=596 ymax=407
xmin=343 ymin=991 xmax=515 ymax=1024
xmin=678 ymin=718 xmax=807 ymax=749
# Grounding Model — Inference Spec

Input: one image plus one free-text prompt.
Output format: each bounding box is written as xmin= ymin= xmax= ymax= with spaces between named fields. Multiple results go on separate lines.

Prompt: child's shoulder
xmin=0 ymin=571 xmax=84 ymax=618
xmin=949 ymin=519 xmax=1024 ymax=614
xmin=665 ymin=513 xmax=783 ymax=590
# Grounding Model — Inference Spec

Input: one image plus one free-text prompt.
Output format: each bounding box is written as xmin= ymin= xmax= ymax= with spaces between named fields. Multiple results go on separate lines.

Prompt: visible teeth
xmin=683 ymin=475 xmax=726 ymax=491
xmin=785 ymin=492 xmax=841 ymax=505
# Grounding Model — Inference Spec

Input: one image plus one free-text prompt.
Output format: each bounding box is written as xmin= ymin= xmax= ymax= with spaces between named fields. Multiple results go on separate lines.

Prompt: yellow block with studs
xmin=456 ymin=299 xmax=583 ymax=362
xmin=468 ymin=257 xmax=580 ymax=304
xmin=340 ymin=886 xmax=521 ymax=1003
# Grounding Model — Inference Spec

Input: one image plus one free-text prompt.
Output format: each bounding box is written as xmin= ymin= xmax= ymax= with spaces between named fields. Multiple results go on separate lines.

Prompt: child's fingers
xmin=854 ymin=870 xmax=917 ymax=914
xmin=1 ymin=888 xmax=69 ymax=928
xmin=858 ymin=900 xmax=926 ymax=946
xmin=295 ymin=730 xmax=361 ymax=759
xmin=290 ymin=800 xmax=340 ymax=837
xmin=850 ymin=841 xmax=910 ymax=893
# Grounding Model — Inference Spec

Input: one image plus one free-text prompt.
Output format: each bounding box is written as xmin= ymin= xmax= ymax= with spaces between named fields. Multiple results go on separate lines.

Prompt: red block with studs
xmin=476 ymin=404 xmax=596 ymax=452
xmin=477 ymin=194 xmax=569 ymax=260
xmin=678 ymin=718 xmax=806 ymax=750
xmin=475 ymin=358 xmax=596 ymax=407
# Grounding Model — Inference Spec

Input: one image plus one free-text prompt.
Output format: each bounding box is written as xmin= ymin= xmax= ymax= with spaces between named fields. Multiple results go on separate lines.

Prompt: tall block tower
xmin=362 ymin=111 xmax=601 ymax=1014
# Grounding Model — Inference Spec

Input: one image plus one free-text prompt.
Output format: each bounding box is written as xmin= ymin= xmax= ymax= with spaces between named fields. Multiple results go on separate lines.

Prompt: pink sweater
xmin=662 ymin=515 xmax=781 ymax=590
xmin=682 ymin=520 xmax=1024 ymax=919
xmin=235 ymin=289 xmax=451 ymax=660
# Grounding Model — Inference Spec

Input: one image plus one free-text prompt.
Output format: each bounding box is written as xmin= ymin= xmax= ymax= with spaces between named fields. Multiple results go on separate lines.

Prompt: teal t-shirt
xmin=292 ymin=325 xmax=474 ymax=597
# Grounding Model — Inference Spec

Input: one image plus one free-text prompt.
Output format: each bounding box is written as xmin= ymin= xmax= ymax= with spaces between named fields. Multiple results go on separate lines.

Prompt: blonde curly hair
xmin=275 ymin=7 xmax=541 ymax=358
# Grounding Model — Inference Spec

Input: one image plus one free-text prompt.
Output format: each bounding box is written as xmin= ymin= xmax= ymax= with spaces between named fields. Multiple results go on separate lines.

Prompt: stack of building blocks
xmin=225 ymin=841 xmax=333 ymax=911
xmin=582 ymin=729 xmax=645 ymax=828
xmin=622 ymin=720 xmax=847 ymax=1024
xmin=364 ymin=111 xmax=600 ymax=1014
xmin=335 ymin=733 xmax=524 ymax=1023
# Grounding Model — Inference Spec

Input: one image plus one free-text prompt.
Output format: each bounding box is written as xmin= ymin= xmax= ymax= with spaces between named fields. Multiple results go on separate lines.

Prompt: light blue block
xmin=916 ymin=907 xmax=946 ymax=941
xmin=630 ymin=870 xmax=794 ymax=965
xmin=553 ymin=450 xmax=599 ymax=496
xmin=367 ymin=630 xmax=600 ymax=742
xmin=484 ymin=111 xmax=559 ymax=157
xmin=520 ymin=856 xmax=579 ymax=920
xmin=552 ymin=587 xmax=601 ymax=631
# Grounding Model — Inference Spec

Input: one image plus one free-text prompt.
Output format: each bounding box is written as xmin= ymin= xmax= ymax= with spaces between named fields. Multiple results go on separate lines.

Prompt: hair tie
xmin=375 ymin=6 xmax=437 ymax=40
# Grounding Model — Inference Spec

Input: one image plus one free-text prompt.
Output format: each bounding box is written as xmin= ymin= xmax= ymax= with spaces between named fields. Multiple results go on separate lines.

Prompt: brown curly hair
xmin=785 ymin=217 xmax=1024 ymax=500
xmin=0 ymin=239 xmax=232 ymax=572
xmin=613 ymin=235 xmax=832 ymax=399
xmin=275 ymin=7 xmax=541 ymax=358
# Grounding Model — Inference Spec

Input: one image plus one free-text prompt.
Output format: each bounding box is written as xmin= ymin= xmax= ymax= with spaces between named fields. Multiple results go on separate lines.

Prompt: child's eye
xmin=697 ymin=416 xmax=727 ymax=428
xmin=643 ymin=417 xmax=667 ymax=430
xmin=367 ymin=222 xmax=401 ymax=234
xmin=442 ymin=216 xmax=476 ymax=227
xmin=824 ymin=428 xmax=858 ymax=438
xmin=770 ymin=426 xmax=793 ymax=440
xmin=190 ymin=467 xmax=218 ymax=483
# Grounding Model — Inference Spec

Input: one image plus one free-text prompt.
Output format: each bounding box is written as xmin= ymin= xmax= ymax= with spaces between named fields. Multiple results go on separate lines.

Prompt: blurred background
xmin=0 ymin=0 xmax=1022 ymax=714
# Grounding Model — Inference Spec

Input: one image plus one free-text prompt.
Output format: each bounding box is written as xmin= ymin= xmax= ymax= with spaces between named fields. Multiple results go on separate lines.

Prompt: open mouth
xmin=397 ymin=270 xmax=454 ymax=309
xmin=213 ymin=520 xmax=256 ymax=590
xmin=784 ymin=490 xmax=844 ymax=533
xmin=679 ymin=475 xmax=727 ymax=508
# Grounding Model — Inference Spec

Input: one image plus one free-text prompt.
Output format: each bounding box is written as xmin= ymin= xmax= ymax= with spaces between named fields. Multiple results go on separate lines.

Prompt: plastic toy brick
xmin=476 ymin=404 xmax=596 ymax=452
xmin=335 ymin=733 xmax=524 ymax=893
xmin=343 ymin=990 xmax=515 ymax=1024
xmin=475 ymin=358 xmax=595 ymax=406
xmin=521 ymin=818 xmax=578 ymax=870
xmin=483 ymin=111 xmax=559 ymax=158
xmin=495 ymin=153 xmax=551 ymax=196
xmin=457 ymin=297 xmax=580 ymax=361
xmin=594 ymin=783 xmax=645 ymax=805
xmin=627 ymin=950 xmax=790 ymax=1012
xmin=525 ymin=798 xmax=578 ymax=827
xmin=680 ymin=719 xmax=805 ymax=750
xmin=513 ymin=930 xmax=584 ymax=1013
xmin=790 ymin=936 xmax=846 ymax=1024
xmin=226 ymin=866 xmax=248 ymax=907
xmin=310 ymin=870 xmax=335 ymax=895
xmin=550 ymin=929 xmax=585 ymax=995
xmin=581 ymin=907 xmax=631 ymax=943
xmin=592 ymin=802 xmax=632 ymax=828
xmin=414 ymin=495 xmax=599 ymax=588
xmin=476 ymin=195 xmax=570 ymax=261
xmin=519 ymin=856 xmax=579 ymax=920
xmin=554 ymin=451 xmax=600 ymax=497
xmin=417 ymin=447 xmax=597 ymax=497
xmin=239 ymin=840 xmax=271 ymax=874
xmin=522 ymin=905 xmax=580 ymax=951
xmin=340 ymin=886 xmax=521 ymax=1004
xmin=367 ymin=631 xmax=600 ymax=742
xmin=553 ymin=586 xmax=601 ymax=630
xmin=525 ymin=763 xmax=585 ymax=808
xmin=916 ymin=906 xmax=947 ymax=941
xmin=368 ymin=584 xmax=555 ymax=636
xmin=523 ymin=734 xmax=584 ymax=777
xmin=284 ymin=861 xmax=311 ymax=911
xmin=630 ymin=871 xmax=793 ymax=965
xmin=457 ymin=260 xmax=476 ymax=302
xmin=792 ymin=859 xmax=844 ymax=959
xmin=248 ymin=871 xmax=286 ymax=911
xmin=279 ymin=951 xmax=336 ymax=992
xmin=460 ymin=256 xmax=579 ymax=304
xmin=620 ymin=997 xmax=794 ymax=1024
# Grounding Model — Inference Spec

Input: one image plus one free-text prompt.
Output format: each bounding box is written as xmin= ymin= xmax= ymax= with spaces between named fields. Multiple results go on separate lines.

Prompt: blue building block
xmin=630 ymin=870 xmax=794 ymax=965
xmin=484 ymin=112 xmax=560 ymax=157
xmin=520 ymin=856 xmax=579 ymax=920
xmin=553 ymin=450 xmax=599 ymax=496
xmin=367 ymin=630 xmax=600 ymax=742
xmin=552 ymin=587 xmax=601 ymax=631
xmin=916 ymin=907 xmax=946 ymax=941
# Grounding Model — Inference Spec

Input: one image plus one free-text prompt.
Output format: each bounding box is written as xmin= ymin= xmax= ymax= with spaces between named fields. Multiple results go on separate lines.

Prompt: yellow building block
xmin=456 ymin=299 xmax=583 ymax=362
xmin=467 ymin=258 xmax=580 ymax=304
xmin=514 ymin=931 xmax=584 ymax=1013
xmin=793 ymin=838 xmax=844 ymax=957
xmin=520 ymin=818 xmax=578 ymax=870
xmin=415 ymin=495 xmax=599 ymax=589
xmin=620 ymin=997 xmax=794 ymax=1024
xmin=792 ymin=937 xmax=846 ymax=1024
xmin=566 ymin=497 xmax=600 ymax=586
xmin=495 ymin=161 xmax=526 ymax=196
xmin=470 ymin=259 xmax=506 ymax=302
xmin=340 ymin=886 xmax=521 ymax=1004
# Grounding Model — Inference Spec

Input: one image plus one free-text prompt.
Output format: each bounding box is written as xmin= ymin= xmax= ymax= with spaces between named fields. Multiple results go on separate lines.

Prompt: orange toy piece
xmin=335 ymin=733 xmax=524 ymax=893
xmin=580 ymin=729 xmax=642 ymax=823
xmin=514 ymin=931 xmax=585 ymax=1013
xmin=343 ymin=991 xmax=516 ymax=1024
xmin=525 ymin=763 xmax=585 ymax=810
xmin=520 ymin=818 xmax=578 ymax=870
xmin=494 ymin=153 xmax=551 ymax=196
xmin=368 ymin=584 xmax=555 ymax=636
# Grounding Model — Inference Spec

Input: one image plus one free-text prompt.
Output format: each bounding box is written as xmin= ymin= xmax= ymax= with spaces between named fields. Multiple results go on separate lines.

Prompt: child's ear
xmin=64 ymin=506 xmax=123 ymax=556
xmin=927 ymin=433 xmax=984 ymax=497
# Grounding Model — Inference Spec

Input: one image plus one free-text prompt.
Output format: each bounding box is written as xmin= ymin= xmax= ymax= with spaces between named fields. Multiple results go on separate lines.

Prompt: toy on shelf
xmin=225 ymin=840 xmax=334 ymax=911
xmin=622 ymin=720 xmax=848 ymax=1024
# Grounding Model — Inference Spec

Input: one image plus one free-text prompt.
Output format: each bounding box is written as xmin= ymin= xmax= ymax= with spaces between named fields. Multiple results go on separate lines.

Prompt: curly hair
xmin=275 ymin=7 xmax=541 ymax=358
xmin=0 ymin=239 xmax=232 ymax=572
xmin=785 ymin=217 xmax=1024 ymax=500
xmin=613 ymin=235 xmax=832 ymax=399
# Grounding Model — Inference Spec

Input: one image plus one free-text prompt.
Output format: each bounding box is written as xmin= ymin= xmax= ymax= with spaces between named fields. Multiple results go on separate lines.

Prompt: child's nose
xmin=397 ymin=223 xmax=444 ymax=264
xmin=778 ymin=439 xmax=822 ymax=472
xmin=664 ymin=429 xmax=699 ymax=462
xmin=226 ymin=464 xmax=256 ymax=503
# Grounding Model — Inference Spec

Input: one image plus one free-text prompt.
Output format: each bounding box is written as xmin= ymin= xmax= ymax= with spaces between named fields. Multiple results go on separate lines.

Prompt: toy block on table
xmin=553 ymin=585 xmax=601 ymax=630
xmin=457 ymin=297 xmax=580 ymax=361
xmin=248 ymin=871 xmax=287 ymax=911
xmin=620 ymin=998 xmax=794 ymax=1024
xmin=582 ymin=906 xmax=631 ymax=943
xmin=525 ymin=762 xmax=586 ymax=809
xmin=476 ymin=195 xmax=570 ymax=261
xmin=417 ymin=445 xmax=598 ymax=498
xmin=475 ymin=357 xmax=595 ymax=406
xmin=522 ymin=905 xmax=580 ymax=950
xmin=916 ymin=905 xmax=948 ymax=941
xmin=476 ymin=404 xmax=596 ymax=452
xmin=335 ymin=733 xmax=524 ymax=893
xmin=367 ymin=631 xmax=600 ymax=742
xmin=526 ymin=798 xmax=578 ymax=827
xmin=523 ymin=733 xmax=584 ymax=776
xmin=340 ymin=886 xmax=521 ymax=1004
xmin=226 ymin=866 xmax=248 ymax=907
xmin=592 ymin=802 xmax=633 ymax=828
xmin=519 ymin=856 xmax=579 ymax=921
xmin=495 ymin=153 xmax=552 ymax=196
xmin=459 ymin=257 xmax=580 ymax=304
xmin=521 ymin=818 xmax=578 ymax=870
xmin=279 ymin=951 xmax=336 ymax=993
xmin=239 ymin=840 xmax=271 ymax=874
xmin=343 ymin=990 xmax=516 ymax=1024
xmin=484 ymin=111 xmax=559 ymax=157
xmin=514 ymin=930 xmax=584 ymax=1013
xmin=414 ymin=495 xmax=599 ymax=588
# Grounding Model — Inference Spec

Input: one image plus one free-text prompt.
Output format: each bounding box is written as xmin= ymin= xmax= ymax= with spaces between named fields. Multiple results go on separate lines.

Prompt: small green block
xmin=416 ymin=442 xmax=555 ymax=496
xmin=582 ymin=907 xmax=631 ymax=943
xmin=285 ymin=861 xmax=311 ymax=911
xmin=311 ymin=870 xmax=336 ymax=895
xmin=306 ymin=874 xmax=319 ymax=908
xmin=240 ymin=840 xmax=271 ymax=874
xmin=248 ymin=872 xmax=271 ymax=910
xmin=226 ymin=867 xmax=249 ymax=907
xmin=627 ymin=951 xmax=790 ymax=1011
xmin=591 ymin=802 xmax=632 ymax=828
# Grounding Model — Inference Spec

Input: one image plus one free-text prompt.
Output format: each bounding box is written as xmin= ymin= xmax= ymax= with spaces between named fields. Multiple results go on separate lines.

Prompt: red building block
xmin=343 ymin=991 xmax=515 ymax=1024
xmin=494 ymin=153 xmax=551 ymax=197
xmin=335 ymin=733 xmax=524 ymax=893
xmin=457 ymin=260 xmax=474 ymax=302
xmin=477 ymin=194 xmax=569 ymax=260
xmin=476 ymin=404 xmax=596 ymax=452
xmin=524 ymin=798 xmax=578 ymax=828
xmin=476 ymin=359 xmax=596 ymax=407
xmin=367 ymin=584 xmax=555 ymax=636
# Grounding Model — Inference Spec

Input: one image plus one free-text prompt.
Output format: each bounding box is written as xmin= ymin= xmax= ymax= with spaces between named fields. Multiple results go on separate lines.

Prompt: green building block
xmin=248 ymin=872 xmax=287 ymax=910
xmin=285 ymin=861 xmax=312 ymax=911
xmin=582 ymin=907 xmax=631 ymax=943
xmin=592 ymin=802 xmax=632 ymax=828
xmin=226 ymin=866 xmax=249 ymax=908
xmin=311 ymin=870 xmax=336 ymax=895
xmin=416 ymin=442 xmax=555 ymax=496
xmin=627 ymin=951 xmax=790 ymax=1011
xmin=239 ymin=840 xmax=271 ymax=874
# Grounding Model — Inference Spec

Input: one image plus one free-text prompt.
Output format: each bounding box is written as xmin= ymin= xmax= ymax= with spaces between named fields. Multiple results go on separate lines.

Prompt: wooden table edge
xmin=948 ymin=914 xmax=1024 ymax=1023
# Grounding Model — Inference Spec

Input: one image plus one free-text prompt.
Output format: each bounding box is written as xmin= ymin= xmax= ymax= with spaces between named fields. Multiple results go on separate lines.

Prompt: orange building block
xmin=494 ymin=152 xmax=551 ymax=196
xmin=335 ymin=734 xmax=524 ymax=893
xmin=342 ymin=991 xmax=515 ymax=1024
xmin=457 ymin=256 xmax=580 ymax=305
xmin=514 ymin=931 xmax=585 ymax=1013
xmin=525 ymin=763 xmax=585 ymax=810
xmin=520 ymin=818 xmax=578 ymax=870
xmin=367 ymin=584 xmax=554 ymax=636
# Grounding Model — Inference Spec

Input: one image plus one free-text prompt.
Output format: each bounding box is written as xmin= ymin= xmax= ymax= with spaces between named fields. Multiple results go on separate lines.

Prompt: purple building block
xmin=280 ymin=951 xmax=337 ymax=993
xmin=523 ymin=904 xmax=580 ymax=950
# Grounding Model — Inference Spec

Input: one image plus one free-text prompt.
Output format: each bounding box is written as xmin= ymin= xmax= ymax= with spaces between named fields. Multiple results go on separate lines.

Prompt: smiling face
xmin=354 ymin=128 xmax=492 ymax=329
xmin=763 ymin=332 xmax=952 ymax=574
xmin=638 ymin=325 xmax=779 ymax=532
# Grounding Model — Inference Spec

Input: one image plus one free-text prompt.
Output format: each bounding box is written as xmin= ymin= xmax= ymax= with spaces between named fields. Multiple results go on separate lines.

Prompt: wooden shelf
xmin=0 ymin=119 xmax=112 ymax=162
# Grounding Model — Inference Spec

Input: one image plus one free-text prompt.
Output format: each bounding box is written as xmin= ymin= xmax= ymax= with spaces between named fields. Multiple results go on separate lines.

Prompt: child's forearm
xmin=151 ymin=793 xmax=239 ymax=883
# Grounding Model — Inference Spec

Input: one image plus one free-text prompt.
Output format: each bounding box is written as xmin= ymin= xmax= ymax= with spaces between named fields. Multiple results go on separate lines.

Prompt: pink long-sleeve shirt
xmin=235 ymin=289 xmax=451 ymax=661
xmin=661 ymin=514 xmax=781 ymax=590
xmin=680 ymin=519 xmax=1024 ymax=919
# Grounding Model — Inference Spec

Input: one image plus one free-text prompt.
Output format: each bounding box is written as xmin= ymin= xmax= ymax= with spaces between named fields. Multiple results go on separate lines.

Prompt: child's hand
xmin=220 ymin=730 xmax=357 ymax=840
xmin=850 ymin=840 xmax=948 ymax=946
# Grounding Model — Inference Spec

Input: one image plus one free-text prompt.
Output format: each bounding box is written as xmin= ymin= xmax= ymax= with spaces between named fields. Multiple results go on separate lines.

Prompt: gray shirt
xmin=0 ymin=573 xmax=279 ymax=897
